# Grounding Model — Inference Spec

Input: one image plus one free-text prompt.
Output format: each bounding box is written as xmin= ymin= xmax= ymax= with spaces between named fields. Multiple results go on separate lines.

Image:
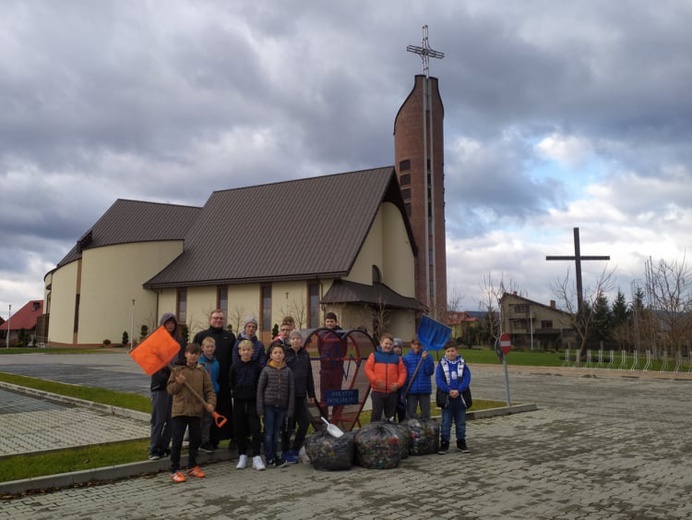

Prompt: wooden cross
xmin=546 ymin=227 xmax=610 ymax=315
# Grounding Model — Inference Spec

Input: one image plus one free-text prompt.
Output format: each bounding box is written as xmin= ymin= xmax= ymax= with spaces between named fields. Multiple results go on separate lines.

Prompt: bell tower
xmin=394 ymin=26 xmax=447 ymax=317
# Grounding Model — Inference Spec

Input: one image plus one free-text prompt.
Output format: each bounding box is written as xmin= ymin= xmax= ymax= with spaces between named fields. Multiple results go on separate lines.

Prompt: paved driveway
xmin=1 ymin=353 xmax=691 ymax=519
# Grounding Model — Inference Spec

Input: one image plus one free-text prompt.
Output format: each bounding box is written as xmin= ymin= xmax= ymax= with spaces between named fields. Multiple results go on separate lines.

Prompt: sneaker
xmin=148 ymin=453 xmax=161 ymax=461
xmin=457 ymin=440 xmax=470 ymax=453
xmin=438 ymin=440 xmax=449 ymax=455
xmin=199 ymin=443 xmax=214 ymax=454
xmin=236 ymin=454 xmax=248 ymax=470
xmin=186 ymin=466 xmax=206 ymax=478
xmin=170 ymin=471 xmax=186 ymax=483
xmin=283 ymin=450 xmax=298 ymax=464
xmin=274 ymin=456 xmax=288 ymax=468
xmin=252 ymin=455 xmax=266 ymax=471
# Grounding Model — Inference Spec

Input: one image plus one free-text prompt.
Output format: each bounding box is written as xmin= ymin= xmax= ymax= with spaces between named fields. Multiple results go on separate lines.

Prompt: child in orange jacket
xmin=365 ymin=333 xmax=407 ymax=422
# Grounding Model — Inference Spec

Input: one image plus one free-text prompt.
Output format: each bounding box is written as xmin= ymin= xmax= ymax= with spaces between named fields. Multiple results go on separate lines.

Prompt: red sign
xmin=499 ymin=333 xmax=512 ymax=355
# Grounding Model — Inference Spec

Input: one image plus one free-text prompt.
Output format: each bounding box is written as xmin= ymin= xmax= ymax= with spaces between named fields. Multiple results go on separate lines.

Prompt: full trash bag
xmin=304 ymin=429 xmax=354 ymax=471
xmin=402 ymin=417 xmax=439 ymax=456
xmin=354 ymin=421 xmax=404 ymax=469
xmin=391 ymin=421 xmax=410 ymax=459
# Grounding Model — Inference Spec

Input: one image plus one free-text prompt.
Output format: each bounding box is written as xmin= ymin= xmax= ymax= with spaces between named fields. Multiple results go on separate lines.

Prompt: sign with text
xmin=323 ymin=389 xmax=359 ymax=406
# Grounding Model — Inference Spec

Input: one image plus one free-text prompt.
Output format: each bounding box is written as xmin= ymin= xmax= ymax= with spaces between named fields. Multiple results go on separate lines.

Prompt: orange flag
xmin=129 ymin=325 xmax=181 ymax=375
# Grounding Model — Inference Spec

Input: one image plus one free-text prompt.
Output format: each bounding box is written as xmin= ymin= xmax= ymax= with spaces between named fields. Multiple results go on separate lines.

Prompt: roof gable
xmin=145 ymin=167 xmax=408 ymax=288
xmin=0 ymin=300 xmax=43 ymax=331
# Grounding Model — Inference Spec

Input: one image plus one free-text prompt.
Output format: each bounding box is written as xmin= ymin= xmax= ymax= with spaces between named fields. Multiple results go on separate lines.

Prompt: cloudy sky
xmin=2 ymin=0 xmax=690 ymax=320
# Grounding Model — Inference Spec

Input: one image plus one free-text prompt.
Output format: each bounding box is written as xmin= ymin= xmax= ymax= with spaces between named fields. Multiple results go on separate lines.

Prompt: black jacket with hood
xmin=150 ymin=313 xmax=186 ymax=391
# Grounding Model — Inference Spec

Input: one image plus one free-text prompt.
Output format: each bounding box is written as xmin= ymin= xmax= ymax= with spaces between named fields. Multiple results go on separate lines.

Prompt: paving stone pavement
xmin=0 ymin=388 xmax=149 ymax=457
xmin=1 ymin=352 xmax=691 ymax=519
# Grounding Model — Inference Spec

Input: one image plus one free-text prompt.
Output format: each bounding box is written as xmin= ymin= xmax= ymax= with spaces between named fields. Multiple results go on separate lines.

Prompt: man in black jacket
xmin=193 ymin=309 xmax=236 ymax=450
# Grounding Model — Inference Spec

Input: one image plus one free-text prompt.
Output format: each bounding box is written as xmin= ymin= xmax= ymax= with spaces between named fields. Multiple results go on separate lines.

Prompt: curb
xmin=467 ymin=402 xmax=538 ymax=420
xmin=0 ymin=381 xmax=150 ymax=422
xmin=0 ymin=449 xmax=234 ymax=496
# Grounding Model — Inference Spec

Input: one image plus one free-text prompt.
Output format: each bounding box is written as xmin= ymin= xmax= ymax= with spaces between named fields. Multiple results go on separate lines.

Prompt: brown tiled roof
xmin=322 ymin=280 xmax=421 ymax=311
xmin=0 ymin=300 xmax=43 ymax=331
xmin=57 ymin=200 xmax=202 ymax=267
xmin=145 ymin=167 xmax=412 ymax=288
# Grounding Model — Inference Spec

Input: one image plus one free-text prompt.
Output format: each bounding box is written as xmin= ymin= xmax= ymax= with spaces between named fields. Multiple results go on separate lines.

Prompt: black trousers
xmin=170 ymin=415 xmax=201 ymax=472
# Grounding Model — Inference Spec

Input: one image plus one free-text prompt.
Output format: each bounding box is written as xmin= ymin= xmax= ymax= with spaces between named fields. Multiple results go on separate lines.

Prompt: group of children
xmin=150 ymin=312 xmax=471 ymax=484
xmin=364 ymin=334 xmax=472 ymax=454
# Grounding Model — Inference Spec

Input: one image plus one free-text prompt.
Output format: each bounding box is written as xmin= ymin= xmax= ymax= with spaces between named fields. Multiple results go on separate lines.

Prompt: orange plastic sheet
xmin=129 ymin=325 xmax=181 ymax=375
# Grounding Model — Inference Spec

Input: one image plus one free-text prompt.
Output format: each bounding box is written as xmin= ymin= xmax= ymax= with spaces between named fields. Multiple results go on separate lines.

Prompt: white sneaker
xmin=236 ymin=454 xmax=248 ymax=470
xmin=252 ymin=455 xmax=266 ymax=471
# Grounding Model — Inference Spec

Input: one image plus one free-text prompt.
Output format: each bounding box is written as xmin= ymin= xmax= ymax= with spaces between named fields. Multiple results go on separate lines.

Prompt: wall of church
xmin=47 ymin=261 xmax=79 ymax=345
xmin=346 ymin=202 xmax=415 ymax=297
xmin=76 ymin=241 xmax=184 ymax=346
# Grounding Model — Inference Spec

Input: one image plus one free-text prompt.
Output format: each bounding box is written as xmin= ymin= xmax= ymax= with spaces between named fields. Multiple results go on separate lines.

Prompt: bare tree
xmin=551 ymin=266 xmax=616 ymax=359
xmin=447 ymin=283 xmax=465 ymax=312
xmin=366 ymin=296 xmax=390 ymax=340
xmin=476 ymin=271 xmax=524 ymax=342
xmin=282 ymin=296 xmax=308 ymax=329
xmin=643 ymin=255 xmax=692 ymax=355
xmin=227 ymin=305 xmax=248 ymax=336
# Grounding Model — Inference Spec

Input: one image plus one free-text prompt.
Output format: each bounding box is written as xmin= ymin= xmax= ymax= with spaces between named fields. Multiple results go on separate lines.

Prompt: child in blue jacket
xmin=435 ymin=341 xmax=471 ymax=454
xmin=403 ymin=336 xmax=435 ymax=419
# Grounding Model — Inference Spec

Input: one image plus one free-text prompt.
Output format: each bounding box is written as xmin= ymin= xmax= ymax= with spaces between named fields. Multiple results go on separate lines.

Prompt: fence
xmin=562 ymin=348 xmax=692 ymax=373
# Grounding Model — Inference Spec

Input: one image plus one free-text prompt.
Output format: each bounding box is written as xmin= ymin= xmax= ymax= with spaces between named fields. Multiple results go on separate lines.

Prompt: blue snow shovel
xmin=417 ymin=315 xmax=452 ymax=351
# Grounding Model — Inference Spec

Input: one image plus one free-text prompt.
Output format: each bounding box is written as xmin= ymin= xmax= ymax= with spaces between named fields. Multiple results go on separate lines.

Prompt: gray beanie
xmin=243 ymin=316 xmax=258 ymax=328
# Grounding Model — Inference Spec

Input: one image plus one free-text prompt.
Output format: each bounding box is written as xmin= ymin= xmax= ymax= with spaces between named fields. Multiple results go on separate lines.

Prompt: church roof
xmin=57 ymin=200 xmax=202 ymax=267
xmin=144 ymin=166 xmax=414 ymax=288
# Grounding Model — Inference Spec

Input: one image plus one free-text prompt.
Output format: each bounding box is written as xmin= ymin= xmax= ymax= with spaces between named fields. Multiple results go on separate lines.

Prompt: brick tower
xmin=394 ymin=74 xmax=447 ymax=316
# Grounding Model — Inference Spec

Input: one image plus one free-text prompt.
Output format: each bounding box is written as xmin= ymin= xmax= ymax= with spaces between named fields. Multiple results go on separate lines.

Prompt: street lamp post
xmin=130 ymin=299 xmax=135 ymax=352
xmin=6 ymin=304 xmax=11 ymax=349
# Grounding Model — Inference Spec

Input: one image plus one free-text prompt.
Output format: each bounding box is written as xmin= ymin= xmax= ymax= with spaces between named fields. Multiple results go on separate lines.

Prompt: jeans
xmin=263 ymin=405 xmax=287 ymax=461
xmin=282 ymin=397 xmax=310 ymax=453
xmin=406 ymin=393 xmax=432 ymax=419
xmin=440 ymin=396 xmax=467 ymax=442
xmin=149 ymin=390 xmax=172 ymax=456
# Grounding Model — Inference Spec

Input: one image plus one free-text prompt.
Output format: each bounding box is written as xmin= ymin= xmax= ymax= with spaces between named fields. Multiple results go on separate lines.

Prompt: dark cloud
xmin=1 ymin=0 xmax=690 ymax=315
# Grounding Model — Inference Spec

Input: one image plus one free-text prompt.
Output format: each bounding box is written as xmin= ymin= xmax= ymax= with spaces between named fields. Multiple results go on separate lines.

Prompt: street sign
xmin=500 ymin=333 xmax=512 ymax=355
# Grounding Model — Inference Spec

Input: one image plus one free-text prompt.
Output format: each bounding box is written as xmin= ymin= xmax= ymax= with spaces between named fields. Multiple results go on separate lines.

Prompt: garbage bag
xmin=402 ymin=417 xmax=439 ymax=456
xmin=354 ymin=421 xmax=404 ymax=469
xmin=390 ymin=421 xmax=410 ymax=459
xmin=304 ymin=429 xmax=354 ymax=471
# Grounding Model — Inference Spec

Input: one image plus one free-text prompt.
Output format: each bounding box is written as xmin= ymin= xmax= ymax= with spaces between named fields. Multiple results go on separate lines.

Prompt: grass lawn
xmin=0 ymin=372 xmax=150 ymax=413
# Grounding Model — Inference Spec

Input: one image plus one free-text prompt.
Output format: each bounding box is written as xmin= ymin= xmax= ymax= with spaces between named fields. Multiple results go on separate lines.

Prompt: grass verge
xmin=2 ymin=440 xmax=151 ymax=484
xmin=0 ymin=372 xmax=150 ymax=413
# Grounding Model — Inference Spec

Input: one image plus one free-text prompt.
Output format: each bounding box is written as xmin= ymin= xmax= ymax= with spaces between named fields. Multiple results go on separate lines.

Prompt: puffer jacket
xmin=257 ymin=363 xmax=295 ymax=417
xmin=365 ymin=350 xmax=407 ymax=394
xmin=403 ymin=349 xmax=435 ymax=395
xmin=167 ymin=364 xmax=216 ymax=418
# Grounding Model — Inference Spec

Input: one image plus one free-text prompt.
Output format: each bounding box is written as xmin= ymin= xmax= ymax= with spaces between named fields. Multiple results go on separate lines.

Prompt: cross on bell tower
xmin=407 ymin=25 xmax=445 ymax=77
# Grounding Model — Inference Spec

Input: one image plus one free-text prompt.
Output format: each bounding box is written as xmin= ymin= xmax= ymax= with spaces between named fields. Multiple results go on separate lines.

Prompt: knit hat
xmin=393 ymin=338 xmax=403 ymax=348
xmin=243 ymin=316 xmax=258 ymax=328
xmin=289 ymin=330 xmax=303 ymax=339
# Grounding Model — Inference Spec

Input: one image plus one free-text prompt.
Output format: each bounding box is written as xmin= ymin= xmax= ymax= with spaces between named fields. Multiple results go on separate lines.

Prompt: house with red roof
xmin=0 ymin=300 xmax=44 ymax=347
